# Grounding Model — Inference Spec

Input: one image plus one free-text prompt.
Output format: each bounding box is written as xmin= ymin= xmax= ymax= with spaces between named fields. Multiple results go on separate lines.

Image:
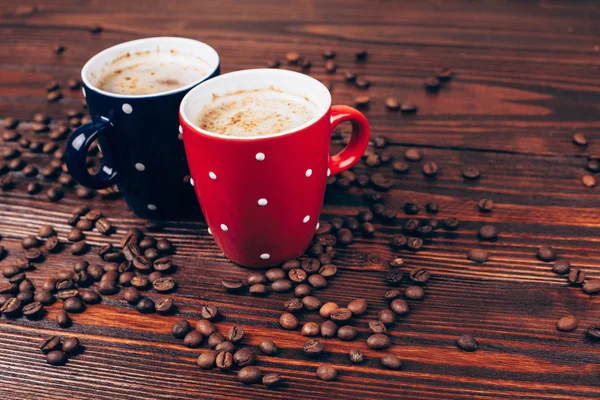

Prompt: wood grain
xmin=1 ymin=0 xmax=600 ymax=398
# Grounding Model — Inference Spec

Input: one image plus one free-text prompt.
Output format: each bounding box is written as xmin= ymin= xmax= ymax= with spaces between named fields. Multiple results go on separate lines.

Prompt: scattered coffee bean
xmin=45 ymin=235 xmax=60 ymax=253
xmin=63 ymin=297 xmax=85 ymax=313
xmin=284 ymin=298 xmax=304 ymax=313
xmin=390 ymin=299 xmax=409 ymax=316
xmin=308 ymin=274 xmax=327 ymax=288
xmin=156 ymin=238 xmax=173 ymax=253
xmin=337 ymin=325 xmax=358 ymax=341
xmin=425 ymin=76 xmax=441 ymax=91
xmin=183 ymin=330 xmax=204 ymax=348
xmin=249 ymin=283 xmax=268 ymax=295
xmin=478 ymin=225 xmax=498 ymax=241
xmin=324 ymin=60 xmax=337 ymax=73
xmin=582 ymin=175 xmax=596 ymax=188
xmin=40 ymin=335 xmax=61 ymax=353
xmin=216 ymin=351 xmax=233 ymax=371
xmin=319 ymin=302 xmax=339 ymax=318
xmin=347 ymin=299 xmax=367 ymax=315
xmin=197 ymin=350 xmax=218 ymax=369
xmin=409 ymin=268 xmax=430 ymax=284
xmin=478 ymin=198 xmax=494 ymax=212
xmin=62 ymin=337 xmax=80 ymax=354
xmin=155 ymin=298 xmax=174 ymax=315
xmin=207 ymin=332 xmax=225 ymax=348
xmin=216 ymin=341 xmax=237 ymax=353
xmin=302 ymin=322 xmax=320 ymax=337
xmin=247 ymin=272 xmax=267 ymax=285
xmin=234 ymin=347 xmax=256 ymax=367
xmin=286 ymin=51 xmax=300 ymax=64
xmin=556 ymin=315 xmax=578 ymax=332
xmin=303 ymin=339 xmax=324 ymax=357
xmin=585 ymin=324 xmax=600 ymax=340
xmin=153 ymin=277 xmax=176 ymax=293
xmin=259 ymin=339 xmax=279 ymax=355
xmin=237 ymin=366 xmax=262 ymax=384
xmin=568 ymin=268 xmax=586 ymax=285
xmin=316 ymin=365 xmax=337 ymax=381
xmin=80 ymin=289 xmax=101 ymax=304
xmin=587 ymin=159 xmax=600 ymax=173
xmin=272 ymin=278 xmax=294 ymax=292
xmin=56 ymin=310 xmax=71 ymax=327
xmin=462 ymin=167 xmax=480 ymax=180
xmin=552 ymin=259 xmax=571 ymax=274
xmin=367 ymin=333 xmax=390 ymax=349
xmin=136 ymin=297 xmax=155 ymax=314
xmin=422 ymin=162 xmax=439 ymax=177
xmin=330 ymin=308 xmax=352 ymax=322
xmin=572 ymin=132 xmax=587 ymax=146
xmin=369 ymin=320 xmax=387 ymax=334
xmin=405 ymin=286 xmax=425 ymax=300
xmin=279 ymin=312 xmax=298 ymax=330
xmin=302 ymin=296 xmax=322 ymax=311
xmin=381 ymin=354 xmax=402 ymax=370
xmin=404 ymin=148 xmax=421 ymax=161
xmin=294 ymin=284 xmax=311 ymax=298
xmin=355 ymin=77 xmax=371 ymax=89
xmin=262 ymin=373 xmax=282 ymax=387
xmin=385 ymin=269 xmax=404 ymax=286
xmin=201 ymin=304 xmax=219 ymax=320
xmin=385 ymin=97 xmax=400 ymax=111
xmin=456 ymin=334 xmax=478 ymax=351
xmin=370 ymin=173 xmax=393 ymax=191
xmin=46 ymin=350 xmax=67 ymax=366
xmin=95 ymin=218 xmax=112 ymax=235
xmin=22 ymin=301 xmax=43 ymax=318
xmin=583 ymin=279 xmax=600 ymax=295
xmin=537 ymin=245 xmax=556 ymax=262
xmin=378 ymin=309 xmax=396 ymax=326
xmin=266 ymin=268 xmax=285 ymax=281
xmin=88 ymin=24 xmax=103 ymax=33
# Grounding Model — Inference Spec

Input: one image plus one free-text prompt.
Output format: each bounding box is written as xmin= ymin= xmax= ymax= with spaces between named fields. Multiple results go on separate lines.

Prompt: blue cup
xmin=65 ymin=37 xmax=220 ymax=219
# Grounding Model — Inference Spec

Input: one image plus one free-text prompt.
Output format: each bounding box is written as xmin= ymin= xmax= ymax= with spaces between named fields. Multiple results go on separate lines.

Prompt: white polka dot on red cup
xmin=305 ymin=169 xmax=312 ymax=177
xmin=147 ymin=204 xmax=157 ymax=211
xmin=327 ymin=168 xmax=331 ymax=177
xmin=179 ymin=125 xmax=183 ymax=134
xmin=122 ymin=103 xmax=133 ymax=114
xmin=209 ymin=171 xmax=217 ymax=180
xmin=208 ymin=227 xmax=212 ymax=235
xmin=82 ymin=87 xmax=86 ymax=97
xmin=258 ymin=198 xmax=268 ymax=206
xmin=316 ymin=223 xmax=320 ymax=230
xmin=303 ymin=215 xmax=310 ymax=223
xmin=260 ymin=253 xmax=270 ymax=260
xmin=220 ymin=224 xmax=228 ymax=232
xmin=255 ymin=153 xmax=265 ymax=161
xmin=135 ymin=163 xmax=145 ymax=171
xmin=190 ymin=178 xmax=195 ymax=186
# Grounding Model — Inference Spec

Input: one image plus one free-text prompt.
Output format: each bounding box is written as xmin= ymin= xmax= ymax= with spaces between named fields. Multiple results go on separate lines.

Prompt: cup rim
xmin=179 ymin=68 xmax=332 ymax=141
xmin=81 ymin=36 xmax=220 ymax=100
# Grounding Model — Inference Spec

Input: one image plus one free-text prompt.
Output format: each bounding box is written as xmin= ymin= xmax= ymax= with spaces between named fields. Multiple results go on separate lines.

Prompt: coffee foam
xmin=195 ymin=86 xmax=318 ymax=137
xmin=92 ymin=48 xmax=212 ymax=96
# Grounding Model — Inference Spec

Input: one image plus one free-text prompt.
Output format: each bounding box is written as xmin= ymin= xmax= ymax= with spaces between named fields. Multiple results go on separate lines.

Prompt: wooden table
xmin=1 ymin=1 xmax=599 ymax=398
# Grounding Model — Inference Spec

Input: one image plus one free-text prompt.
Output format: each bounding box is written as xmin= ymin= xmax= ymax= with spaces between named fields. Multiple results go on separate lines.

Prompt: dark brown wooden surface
xmin=1 ymin=1 xmax=600 ymax=399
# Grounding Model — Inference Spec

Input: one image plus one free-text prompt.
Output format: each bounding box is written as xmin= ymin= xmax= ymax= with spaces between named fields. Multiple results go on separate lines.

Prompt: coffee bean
xmin=46 ymin=350 xmax=67 ymax=366
xmin=271 ymin=279 xmax=293 ymax=293
xmin=86 ymin=264 xmax=103 ymax=281
xmin=237 ymin=366 xmax=262 ymax=384
xmin=2 ymin=264 xmax=21 ymax=278
xmin=279 ymin=312 xmax=298 ymax=330
xmin=381 ymin=354 xmax=402 ymax=370
xmin=153 ymin=277 xmax=176 ymax=293
xmin=478 ymin=198 xmax=494 ymax=212
xmin=215 ymin=341 xmax=236 ymax=354
xmin=409 ymin=268 xmax=430 ymax=284
xmin=293 ymin=284 xmax=311 ymax=298
xmin=318 ymin=302 xmax=338 ymax=318
xmin=556 ymin=315 xmax=578 ymax=332
xmin=197 ymin=350 xmax=218 ymax=369
xmin=537 ymin=245 xmax=556 ymax=262
xmin=415 ymin=224 xmax=433 ymax=237
xmin=132 ymin=256 xmax=153 ymax=272
xmin=247 ymin=272 xmax=267 ymax=285
xmin=478 ymin=225 xmax=498 ymax=241
xmin=71 ymin=240 xmax=88 ymax=255
xmin=136 ymin=297 xmax=155 ymax=314
xmin=316 ymin=365 xmax=337 ymax=381
xmin=88 ymin=24 xmax=103 ymax=33
xmin=249 ymin=284 xmax=268 ymax=296
xmin=118 ymin=271 xmax=134 ymax=286
xmin=21 ymin=235 xmax=39 ymax=250
xmin=407 ymin=237 xmax=423 ymax=252
xmin=169 ymin=320 xmax=192 ymax=339
xmin=286 ymin=51 xmax=300 ymax=64
xmin=234 ymin=347 xmax=256 ymax=367
xmin=337 ymin=325 xmax=358 ymax=341
xmin=45 ymin=235 xmax=60 ymax=253
xmin=330 ymin=308 xmax=352 ymax=322
xmin=568 ymin=268 xmax=586 ymax=285
xmin=0 ymin=176 xmax=14 ymax=191
xmin=367 ymin=333 xmax=390 ymax=349
xmin=583 ymin=279 xmax=600 ymax=295
xmin=344 ymin=217 xmax=360 ymax=232
xmin=308 ymin=274 xmax=327 ymax=289
xmin=384 ymin=97 xmax=400 ymax=111
xmin=184 ymin=330 xmax=204 ymax=348
xmin=0 ymin=283 xmax=18 ymax=295
xmin=403 ymin=202 xmax=420 ymax=215
xmin=369 ymin=320 xmax=387 ymax=334
xmin=95 ymin=218 xmax=112 ymax=235
xmin=57 ymin=288 xmax=80 ymax=300
xmin=286 ymin=268 xmax=306 ymax=284
xmin=302 ymin=296 xmax=322 ymax=311
xmin=34 ymin=290 xmax=55 ymax=306
xmin=17 ymin=290 xmax=34 ymax=304
xmin=462 ymin=167 xmax=480 ymax=180
xmin=156 ymin=238 xmax=173 ymax=253
xmin=355 ymin=77 xmax=371 ymax=89
xmin=425 ymin=76 xmax=441 ymax=91
xmin=586 ymin=323 xmax=600 ymax=340
xmin=63 ymin=297 xmax=84 ymax=313
xmin=370 ymin=173 xmax=392 ymax=191
xmin=22 ymin=301 xmax=43 ymax=318
xmin=254 ymin=339 xmax=278 ymax=357
xmin=152 ymin=257 xmax=172 ymax=272
xmin=226 ymin=325 xmax=244 ymax=343
xmin=587 ymin=159 xmax=600 ymax=173
xmin=284 ymin=298 xmax=304 ymax=313
xmin=300 ymin=322 xmax=320 ymax=337
xmin=582 ymin=175 xmax=596 ymax=188
xmin=40 ymin=335 xmax=61 ymax=353
xmin=405 ymin=286 xmax=425 ymax=300
xmin=468 ymin=249 xmax=489 ymax=263
xmin=400 ymin=149 xmax=421 ymax=163
xmin=139 ymin=237 xmax=156 ymax=250
xmin=304 ymin=339 xmax=324 ymax=357
xmin=422 ymin=162 xmax=439 ymax=177
xmin=56 ymin=310 xmax=71 ymax=328
xmin=80 ymin=289 xmax=101 ymax=304
xmin=456 ymin=334 xmax=478 ymax=351
xmin=391 ymin=299 xmax=410 ymax=316
xmin=266 ymin=268 xmax=285 ymax=281
xmin=262 ymin=373 xmax=282 ymax=387
xmin=216 ymin=351 xmax=233 ymax=371
xmin=378 ymin=309 xmax=396 ymax=326
xmin=66 ymin=228 xmax=83 ymax=242
xmin=201 ymin=304 xmax=219 ymax=320
xmin=552 ymin=260 xmax=571 ymax=275
xmin=384 ymin=269 xmax=404 ymax=286
xmin=572 ymin=132 xmax=587 ymax=146
xmin=346 ymin=299 xmax=367 ymax=316
xmin=59 ymin=338 xmax=80 ymax=356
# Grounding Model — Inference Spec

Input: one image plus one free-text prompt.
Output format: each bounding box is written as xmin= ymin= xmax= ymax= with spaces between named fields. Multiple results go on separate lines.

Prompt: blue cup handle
xmin=65 ymin=116 xmax=119 ymax=189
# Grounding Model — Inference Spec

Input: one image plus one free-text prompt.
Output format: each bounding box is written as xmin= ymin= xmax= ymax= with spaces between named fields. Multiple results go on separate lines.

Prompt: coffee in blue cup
xmin=65 ymin=37 xmax=220 ymax=219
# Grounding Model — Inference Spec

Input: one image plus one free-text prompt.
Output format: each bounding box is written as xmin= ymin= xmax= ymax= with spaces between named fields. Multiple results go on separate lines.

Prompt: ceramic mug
xmin=179 ymin=69 xmax=370 ymax=267
xmin=65 ymin=37 xmax=220 ymax=219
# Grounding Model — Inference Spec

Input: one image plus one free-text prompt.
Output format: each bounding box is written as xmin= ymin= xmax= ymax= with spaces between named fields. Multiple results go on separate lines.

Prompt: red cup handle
xmin=328 ymin=105 xmax=370 ymax=176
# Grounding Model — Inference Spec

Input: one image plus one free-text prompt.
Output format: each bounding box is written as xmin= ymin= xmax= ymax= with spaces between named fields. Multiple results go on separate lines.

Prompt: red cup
xmin=179 ymin=69 xmax=369 ymax=267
